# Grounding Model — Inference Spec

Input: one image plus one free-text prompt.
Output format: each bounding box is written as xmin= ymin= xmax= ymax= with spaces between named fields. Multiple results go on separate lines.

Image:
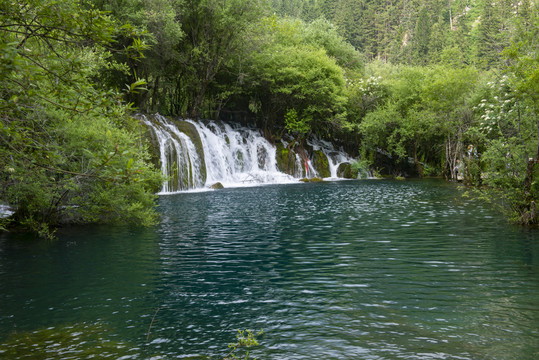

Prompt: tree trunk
xmin=414 ymin=141 xmax=423 ymax=177
xmin=445 ymin=133 xmax=462 ymax=181
xmin=151 ymin=75 xmax=160 ymax=113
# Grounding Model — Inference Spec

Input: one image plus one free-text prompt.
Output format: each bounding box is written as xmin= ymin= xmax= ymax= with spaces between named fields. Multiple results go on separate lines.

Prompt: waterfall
xmin=142 ymin=115 xmax=359 ymax=193
xmin=142 ymin=114 xmax=205 ymax=193
xmin=187 ymin=120 xmax=296 ymax=187
xmin=307 ymin=137 xmax=353 ymax=178
xmin=280 ymin=138 xmax=318 ymax=179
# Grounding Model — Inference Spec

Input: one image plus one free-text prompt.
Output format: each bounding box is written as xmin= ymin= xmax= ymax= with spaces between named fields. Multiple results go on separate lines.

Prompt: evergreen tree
xmin=477 ymin=0 xmax=507 ymax=69
xmin=413 ymin=6 xmax=431 ymax=65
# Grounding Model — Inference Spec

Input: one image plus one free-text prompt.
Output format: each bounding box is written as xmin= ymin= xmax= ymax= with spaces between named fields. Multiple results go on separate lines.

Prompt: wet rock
xmin=300 ymin=177 xmax=323 ymax=183
xmin=337 ymin=162 xmax=359 ymax=179
xmin=275 ymin=142 xmax=299 ymax=176
xmin=311 ymin=150 xmax=330 ymax=178
xmin=210 ymin=182 xmax=224 ymax=189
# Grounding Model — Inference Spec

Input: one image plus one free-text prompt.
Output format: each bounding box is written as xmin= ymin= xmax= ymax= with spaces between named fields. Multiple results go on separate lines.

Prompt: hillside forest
xmin=0 ymin=0 xmax=538 ymax=236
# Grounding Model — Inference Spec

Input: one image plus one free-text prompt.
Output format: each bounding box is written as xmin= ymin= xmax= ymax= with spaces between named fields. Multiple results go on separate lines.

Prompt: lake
xmin=1 ymin=179 xmax=538 ymax=359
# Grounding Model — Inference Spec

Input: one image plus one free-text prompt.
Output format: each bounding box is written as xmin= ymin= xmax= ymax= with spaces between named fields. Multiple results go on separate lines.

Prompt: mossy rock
xmin=337 ymin=162 xmax=359 ymax=179
xmin=210 ymin=182 xmax=224 ymax=189
xmin=300 ymin=177 xmax=324 ymax=182
xmin=275 ymin=142 xmax=299 ymax=176
xmin=172 ymin=119 xmax=207 ymax=182
xmin=311 ymin=150 xmax=330 ymax=178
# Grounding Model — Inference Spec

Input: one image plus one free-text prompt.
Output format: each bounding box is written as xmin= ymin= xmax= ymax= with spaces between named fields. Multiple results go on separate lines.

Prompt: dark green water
xmin=1 ymin=180 xmax=538 ymax=359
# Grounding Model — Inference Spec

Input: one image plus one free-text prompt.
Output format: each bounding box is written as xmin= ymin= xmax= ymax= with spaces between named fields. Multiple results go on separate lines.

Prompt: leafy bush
xmin=0 ymin=0 xmax=162 ymax=237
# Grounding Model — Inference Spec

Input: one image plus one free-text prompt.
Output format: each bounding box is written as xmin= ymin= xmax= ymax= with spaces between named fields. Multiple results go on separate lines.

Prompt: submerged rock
xmin=300 ymin=177 xmax=324 ymax=182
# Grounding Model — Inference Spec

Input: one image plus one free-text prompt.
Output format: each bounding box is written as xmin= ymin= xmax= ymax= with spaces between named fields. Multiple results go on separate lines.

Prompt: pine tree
xmin=477 ymin=0 xmax=509 ymax=69
xmin=413 ymin=6 xmax=431 ymax=65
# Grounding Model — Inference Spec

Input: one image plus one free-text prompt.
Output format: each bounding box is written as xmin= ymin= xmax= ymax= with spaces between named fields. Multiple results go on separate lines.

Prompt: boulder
xmin=210 ymin=182 xmax=224 ymax=189
xmin=337 ymin=162 xmax=359 ymax=179
xmin=275 ymin=142 xmax=299 ymax=176
xmin=311 ymin=150 xmax=330 ymax=178
xmin=300 ymin=177 xmax=323 ymax=183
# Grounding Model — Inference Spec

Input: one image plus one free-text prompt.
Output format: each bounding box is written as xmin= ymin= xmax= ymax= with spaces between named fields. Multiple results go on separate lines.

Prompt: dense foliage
xmin=1 ymin=0 xmax=538 ymax=232
xmin=0 ymin=0 xmax=162 ymax=236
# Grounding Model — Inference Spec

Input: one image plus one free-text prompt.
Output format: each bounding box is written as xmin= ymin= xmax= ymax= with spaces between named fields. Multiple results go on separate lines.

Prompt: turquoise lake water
xmin=1 ymin=179 xmax=538 ymax=359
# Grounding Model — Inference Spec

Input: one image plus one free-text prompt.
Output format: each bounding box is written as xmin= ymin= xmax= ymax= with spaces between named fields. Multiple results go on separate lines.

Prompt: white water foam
xmin=144 ymin=115 xmax=358 ymax=193
xmin=307 ymin=136 xmax=353 ymax=179
xmin=187 ymin=120 xmax=298 ymax=189
xmin=142 ymin=114 xmax=204 ymax=193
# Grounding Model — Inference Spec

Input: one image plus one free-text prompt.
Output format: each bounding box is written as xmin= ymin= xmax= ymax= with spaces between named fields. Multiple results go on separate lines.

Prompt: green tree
xmin=421 ymin=65 xmax=479 ymax=180
xmin=116 ymin=0 xmax=185 ymax=114
xmin=476 ymin=0 xmax=514 ymax=69
xmin=176 ymin=0 xmax=264 ymax=119
xmin=0 ymin=0 xmax=162 ymax=237
xmin=472 ymin=3 xmax=539 ymax=224
xmin=303 ymin=18 xmax=363 ymax=72
xmin=357 ymin=64 xmax=478 ymax=177
xmin=413 ymin=6 xmax=431 ymax=65
xmin=346 ymin=74 xmax=389 ymax=127
xmin=236 ymin=16 xmax=355 ymax=137
xmin=251 ymin=43 xmax=347 ymax=137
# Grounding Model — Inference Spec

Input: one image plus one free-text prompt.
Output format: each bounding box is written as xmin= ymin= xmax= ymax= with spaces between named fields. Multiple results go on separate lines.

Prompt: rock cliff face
xmin=140 ymin=114 xmax=357 ymax=192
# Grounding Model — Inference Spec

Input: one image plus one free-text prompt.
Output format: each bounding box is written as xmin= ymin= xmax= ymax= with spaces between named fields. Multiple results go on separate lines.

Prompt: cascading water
xmin=308 ymin=137 xmax=353 ymax=178
xmin=142 ymin=114 xmax=205 ymax=193
xmin=187 ymin=120 xmax=296 ymax=187
xmin=142 ymin=115 xmax=359 ymax=192
xmin=279 ymin=138 xmax=317 ymax=179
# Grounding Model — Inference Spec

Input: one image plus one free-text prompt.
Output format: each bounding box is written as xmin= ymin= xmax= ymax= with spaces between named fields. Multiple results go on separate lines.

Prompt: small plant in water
xmin=351 ymin=158 xmax=372 ymax=179
xmin=224 ymin=329 xmax=263 ymax=360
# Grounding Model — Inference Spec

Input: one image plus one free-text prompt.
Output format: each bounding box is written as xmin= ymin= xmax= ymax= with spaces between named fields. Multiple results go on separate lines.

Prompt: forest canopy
xmin=1 ymin=0 xmax=538 ymax=235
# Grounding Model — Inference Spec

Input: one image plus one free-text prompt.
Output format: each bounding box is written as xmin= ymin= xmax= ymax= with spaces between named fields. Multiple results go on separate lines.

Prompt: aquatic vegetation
xmin=0 ymin=322 xmax=157 ymax=359
xmin=224 ymin=329 xmax=263 ymax=360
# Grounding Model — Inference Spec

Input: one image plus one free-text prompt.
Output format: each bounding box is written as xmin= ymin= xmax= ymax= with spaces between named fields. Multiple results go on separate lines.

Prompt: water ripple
xmin=1 ymin=180 xmax=538 ymax=359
